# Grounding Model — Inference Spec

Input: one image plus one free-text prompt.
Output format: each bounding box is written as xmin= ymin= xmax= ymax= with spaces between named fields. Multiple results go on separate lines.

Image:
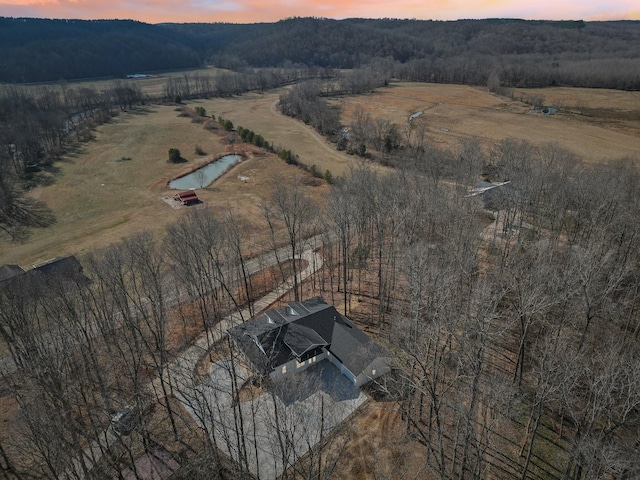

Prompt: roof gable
xmin=229 ymin=297 xmax=390 ymax=382
xmin=329 ymin=320 xmax=387 ymax=378
xmin=283 ymin=323 xmax=328 ymax=357
xmin=294 ymin=307 xmax=336 ymax=343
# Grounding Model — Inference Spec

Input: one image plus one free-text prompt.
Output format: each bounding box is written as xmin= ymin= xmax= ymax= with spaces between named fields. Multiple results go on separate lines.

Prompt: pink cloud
xmin=0 ymin=0 xmax=637 ymax=23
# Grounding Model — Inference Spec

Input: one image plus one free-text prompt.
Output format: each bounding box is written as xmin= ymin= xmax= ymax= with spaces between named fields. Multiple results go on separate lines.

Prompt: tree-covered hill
xmin=0 ymin=18 xmax=200 ymax=82
xmin=1 ymin=16 xmax=639 ymax=88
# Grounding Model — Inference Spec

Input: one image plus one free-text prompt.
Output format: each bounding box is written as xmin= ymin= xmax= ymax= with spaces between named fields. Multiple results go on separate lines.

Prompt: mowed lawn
xmin=1 ymin=105 xmax=231 ymax=266
xmin=0 ymin=99 xmax=331 ymax=266
xmin=338 ymin=82 xmax=640 ymax=163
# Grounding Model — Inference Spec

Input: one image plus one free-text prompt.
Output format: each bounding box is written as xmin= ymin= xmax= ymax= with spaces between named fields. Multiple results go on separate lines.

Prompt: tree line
xmin=2 ymin=17 xmax=640 ymax=90
xmin=0 ymin=18 xmax=200 ymax=83
xmin=2 ymin=130 xmax=639 ymax=477
xmin=0 ymin=66 xmax=325 ymax=241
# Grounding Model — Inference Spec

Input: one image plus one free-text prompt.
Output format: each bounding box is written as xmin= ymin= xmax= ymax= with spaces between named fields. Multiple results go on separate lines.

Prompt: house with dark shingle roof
xmin=228 ymin=297 xmax=391 ymax=387
xmin=0 ymin=256 xmax=88 ymax=295
xmin=0 ymin=264 xmax=25 ymax=285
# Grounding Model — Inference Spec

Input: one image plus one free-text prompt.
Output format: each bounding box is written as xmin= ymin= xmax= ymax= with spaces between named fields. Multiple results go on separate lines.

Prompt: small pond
xmin=169 ymin=154 xmax=241 ymax=190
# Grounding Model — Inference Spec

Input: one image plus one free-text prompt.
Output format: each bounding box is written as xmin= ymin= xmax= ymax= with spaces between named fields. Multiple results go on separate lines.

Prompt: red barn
xmin=173 ymin=190 xmax=199 ymax=205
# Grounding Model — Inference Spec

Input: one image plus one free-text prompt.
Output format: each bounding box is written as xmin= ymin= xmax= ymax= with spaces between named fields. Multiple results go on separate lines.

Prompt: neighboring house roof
xmin=229 ymin=297 xmax=391 ymax=384
xmin=466 ymin=180 xmax=511 ymax=198
xmin=466 ymin=180 xmax=518 ymax=210
xmin=27 ymin=256 xmax=87 ymax=286
xmin=0 ymin=256 xmax=88 ymax=295
xmin=0 ymin=264 xmax=25 ymax=283
xmin=30 ymin=255 xmax=83 ymax=275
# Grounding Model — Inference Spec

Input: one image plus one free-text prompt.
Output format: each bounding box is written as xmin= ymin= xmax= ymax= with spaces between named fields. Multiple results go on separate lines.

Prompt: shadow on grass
xmin=168 ymin=157 xmax=189 ymax=164
xmin=2 ymin=195 xmax=56 ymax=243
xmin=127 ymin=105 xmax=158 ymax=116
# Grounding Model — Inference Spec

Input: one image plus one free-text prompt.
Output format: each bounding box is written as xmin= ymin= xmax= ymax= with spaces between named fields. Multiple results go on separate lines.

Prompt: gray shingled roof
xmin=229 ymin=297 xmax=390 ymax=381
xmin=329 ymin=319 xmax=387 ymax=379
xmin=283 ymin=323 xmax=328 ymax=357
xmin=0 ymin=264 xmax=25 ymax=283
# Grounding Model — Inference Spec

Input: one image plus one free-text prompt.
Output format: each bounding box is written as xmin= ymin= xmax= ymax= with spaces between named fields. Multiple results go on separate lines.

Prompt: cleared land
xmin=338 ymin=82 xmax=640 ymax=162
xmin=0 ymin=102 xmax=329 ymax=266
xmin=3 ymin=81 xmax=640 ymax=267
xmin=25 ymin=67 xmax=227 ymax=98
xmin=2 ymin=104 xmax=225 ymax=266
xmin=196 ymin=92 xmax=359 ymax=176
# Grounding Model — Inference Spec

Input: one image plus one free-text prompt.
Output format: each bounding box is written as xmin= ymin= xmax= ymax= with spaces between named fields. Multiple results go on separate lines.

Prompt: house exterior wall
xmin=326 ymin=351 xmax=357 ymax=384
xmin=355 ymin=362 xmax=391 ymax=387
xmin=269 ymin=351 xmax=327 ymax=380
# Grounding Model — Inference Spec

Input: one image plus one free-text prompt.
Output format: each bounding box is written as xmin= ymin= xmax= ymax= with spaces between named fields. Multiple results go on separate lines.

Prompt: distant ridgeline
xmin=0 ymin=18 xmax=201 ymax=83
xmin=0 ymin=17 xmax=639 ymax=89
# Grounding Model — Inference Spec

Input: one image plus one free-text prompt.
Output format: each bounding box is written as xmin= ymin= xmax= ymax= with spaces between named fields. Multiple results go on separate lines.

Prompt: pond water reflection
xmin=168 ymin=154 xmax=241 ymax=190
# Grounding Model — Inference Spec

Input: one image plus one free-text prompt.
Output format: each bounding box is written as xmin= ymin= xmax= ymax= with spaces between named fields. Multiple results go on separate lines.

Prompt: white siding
xmin=269 ymin=351 xmax=328 ymax=380
xmin=355 ymin=362 xmax=392 ymax=387
xmin=327 ymin=352 xmax=357 ymax=384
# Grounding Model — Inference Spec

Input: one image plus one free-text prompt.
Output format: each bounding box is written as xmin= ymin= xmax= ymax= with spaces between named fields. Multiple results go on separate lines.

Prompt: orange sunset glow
xmin=0 ymin=0 xmax=638 ymax=23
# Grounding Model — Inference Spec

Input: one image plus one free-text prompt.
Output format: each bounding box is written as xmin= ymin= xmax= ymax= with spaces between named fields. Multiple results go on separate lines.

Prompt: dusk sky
xmin=0 ymin=0 xmax=638 ymax=24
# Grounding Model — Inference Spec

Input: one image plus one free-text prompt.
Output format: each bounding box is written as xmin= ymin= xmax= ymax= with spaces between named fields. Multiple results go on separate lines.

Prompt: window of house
xmin=282 ymin=365 xmax=287 ymax=374
xmin=372 ymin=369 xmax=376 ymax=376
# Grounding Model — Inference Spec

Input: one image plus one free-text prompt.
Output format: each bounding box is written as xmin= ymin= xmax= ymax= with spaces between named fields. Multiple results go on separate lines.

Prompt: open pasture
xmin=196 ymin=92 xmax=359 ymax=177
xmin=3 ymin=81 xmax=640 ymax=266
xmin=0 ymin=103 xmax=327 ymax=266
xmin=23 ymin=66 xmax=227 ymax=99
xmin=338 ymin=82 xmax=640 ymax=162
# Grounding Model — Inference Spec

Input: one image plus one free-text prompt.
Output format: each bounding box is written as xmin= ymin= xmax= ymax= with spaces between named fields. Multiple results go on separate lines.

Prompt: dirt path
xmin=268 ymin=98 xmax=347 ymax=163
xmin=201 ymin=92 xmax=356 ymax=177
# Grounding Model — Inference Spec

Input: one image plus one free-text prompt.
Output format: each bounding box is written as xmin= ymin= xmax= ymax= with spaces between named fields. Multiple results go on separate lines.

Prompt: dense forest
xmin=2 ymin=139 xmax=640 ymax=479
xmin=0 ymin=18 xmax=200 ymax=82
xmin=1 ymin=13 xmax=640 ymax=480
xmin=1 ymin=17 xmax=640 ymax=89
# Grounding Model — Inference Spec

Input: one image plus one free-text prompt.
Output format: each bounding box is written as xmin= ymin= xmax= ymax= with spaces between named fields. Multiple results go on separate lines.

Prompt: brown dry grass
xmin=12 ymin=81 xmax=638 ymax=267
xmin=516 ymin=86 xmax=640 ymax=111
xmin=308 ymin=401 xmax=431 ymax=480
xmin=0 ymin=102 xmax=329 ymax=266
xmin=194 ymin=92 xmax=360 ymax=177
xmin=338 ymin=82 xmax=640 ymax=163
xmin=1 ymin=104 xmax=225 ymax=265
xmin=25 ymin=66 xmax=227 ymax=99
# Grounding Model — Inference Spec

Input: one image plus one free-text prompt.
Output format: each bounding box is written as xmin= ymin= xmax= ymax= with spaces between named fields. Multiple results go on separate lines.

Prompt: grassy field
xmin=195 ymin=92 xmax=359 ymax=176
xmin=23 ymin=66 xmax=227 ymax=99
xmin=0 ymin=97 xmax=332 ymax=266
xmin=2 ymin=80 xmax=640 ymax=267
xmin=337 ymin=82 xmax=640 ymax=163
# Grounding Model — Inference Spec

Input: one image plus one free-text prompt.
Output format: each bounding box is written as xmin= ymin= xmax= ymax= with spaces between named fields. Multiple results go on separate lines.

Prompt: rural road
xmin=61 ymin=244 xmax=324 ymax=479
